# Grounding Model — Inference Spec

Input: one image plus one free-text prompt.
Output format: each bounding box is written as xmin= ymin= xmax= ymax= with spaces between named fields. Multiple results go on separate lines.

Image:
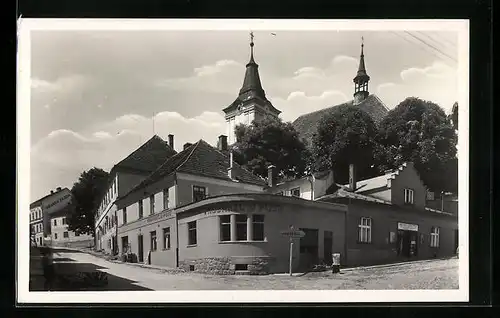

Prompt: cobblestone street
xmin=48 ymin=249 xmax=459 ymax=290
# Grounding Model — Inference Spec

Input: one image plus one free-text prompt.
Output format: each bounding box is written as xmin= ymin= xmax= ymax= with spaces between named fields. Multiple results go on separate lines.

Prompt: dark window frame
xmin=150 ymin=230 xmax=157 ymax=251
xmin=252 ymin=214 xmax=265 ymax=241
xmin=192 ymin=185 xmax=207 ymax=203
xmin=163 ymin=227 xmax=171 ymax=250
xmin=187 ymin=221 xmax=197 ymax=246
xmin=219 ymin=215 xmax=231 ymax=242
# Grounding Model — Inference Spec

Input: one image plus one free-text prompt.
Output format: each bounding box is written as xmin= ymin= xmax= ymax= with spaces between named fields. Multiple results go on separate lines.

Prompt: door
xmin=138 ymin=234 xmax=144 ymax=263
xmin=323 ymin=231 xmax=333 ymax=265
xmin=299 ymin=228 xmax=319 ymax=270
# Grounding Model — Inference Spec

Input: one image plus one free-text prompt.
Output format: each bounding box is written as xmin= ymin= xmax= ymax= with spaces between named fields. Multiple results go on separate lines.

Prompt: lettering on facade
xmin=203 ymin=203 xmax=282 ymax=216
xmin=147 ymin=210 xmax=172 ymax=223
xmin=43 ymin=194 xmax=71 ymax=210
xmin=397 ymin=222 xmax=419 ymax=232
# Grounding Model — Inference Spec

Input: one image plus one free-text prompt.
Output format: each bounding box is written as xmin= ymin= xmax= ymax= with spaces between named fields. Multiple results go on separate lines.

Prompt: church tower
xmin=353 ymin=37 xmax=370 ymax=105
xmin=222 ymin=32 xmax=281 ymax=145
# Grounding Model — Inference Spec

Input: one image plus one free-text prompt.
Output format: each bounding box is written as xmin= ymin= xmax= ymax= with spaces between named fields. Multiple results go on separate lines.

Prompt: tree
xmin=312 ymin=104 xmax=379 ymax=184
xmin=67 ymin=167 xmax=110 ymax=237
xmin=376 ymin=97 xmax=458 ymax=193
xmin=233 ymin=116 xmax=311 ymax=181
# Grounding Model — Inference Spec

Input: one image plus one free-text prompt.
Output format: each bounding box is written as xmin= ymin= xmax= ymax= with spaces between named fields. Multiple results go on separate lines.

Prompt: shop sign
xmin=147 ymin=210 xmax=172 ymax=223
xmin=397 ymin=222 xmax=419 ymax=232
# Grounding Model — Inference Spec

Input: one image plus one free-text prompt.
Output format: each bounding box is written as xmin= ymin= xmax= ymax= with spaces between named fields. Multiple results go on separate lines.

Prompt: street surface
xmin=50 ymin=249 xmax=459 ymax=290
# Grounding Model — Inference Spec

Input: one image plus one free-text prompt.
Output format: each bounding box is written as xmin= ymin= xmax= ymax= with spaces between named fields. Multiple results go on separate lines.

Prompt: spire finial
xmin=361 ymin=36 xmax=364 ymax=56
xmin=249 ymin=31 xmax=255 ymax=63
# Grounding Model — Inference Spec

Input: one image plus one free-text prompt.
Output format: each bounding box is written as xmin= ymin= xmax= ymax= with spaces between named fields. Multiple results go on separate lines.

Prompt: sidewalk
xmin=340 ymin=256 xmax=458 ymax=272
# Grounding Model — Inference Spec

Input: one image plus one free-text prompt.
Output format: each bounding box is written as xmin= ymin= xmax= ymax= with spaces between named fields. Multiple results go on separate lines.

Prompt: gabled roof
xmin=292 ymin=94 xmax=389 ymax=147
xmin=112 ymin=135 xmax=177 ymax=174
xmin=119 ymin=139 xmax=267 ymax=201
xmin=341 ymin=163 xmax=410 ymax=194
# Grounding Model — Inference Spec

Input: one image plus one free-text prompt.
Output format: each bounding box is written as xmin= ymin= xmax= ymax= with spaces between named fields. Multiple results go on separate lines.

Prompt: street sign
xmin=280 ymin=230 xmax=305 ymax=238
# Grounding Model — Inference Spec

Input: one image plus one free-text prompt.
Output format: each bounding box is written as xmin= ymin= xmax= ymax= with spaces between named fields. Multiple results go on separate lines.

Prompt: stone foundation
xmin=179 ymin=257 xmax=274 ymax=275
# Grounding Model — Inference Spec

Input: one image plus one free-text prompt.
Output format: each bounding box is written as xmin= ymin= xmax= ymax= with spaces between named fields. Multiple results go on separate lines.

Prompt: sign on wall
xmin=397 ymin=222 xmax=419 ymax=232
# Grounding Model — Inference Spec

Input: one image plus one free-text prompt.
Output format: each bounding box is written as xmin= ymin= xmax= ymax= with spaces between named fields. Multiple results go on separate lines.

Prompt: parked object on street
xmin=332 ymin=253 xmax=341 ymax=273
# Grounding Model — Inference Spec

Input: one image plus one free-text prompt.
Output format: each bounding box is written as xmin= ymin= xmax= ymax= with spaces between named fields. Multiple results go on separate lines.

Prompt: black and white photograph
xmin=17 ymin=19 xmax=469 ymax=303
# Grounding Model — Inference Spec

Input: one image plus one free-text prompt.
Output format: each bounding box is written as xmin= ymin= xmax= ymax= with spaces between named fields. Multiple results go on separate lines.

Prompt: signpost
xmin=280 ymin=226 xmax=305 ymax=276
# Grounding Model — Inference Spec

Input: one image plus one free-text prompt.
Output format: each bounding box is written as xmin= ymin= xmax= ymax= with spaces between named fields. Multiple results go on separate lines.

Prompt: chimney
xmin=349 ymin=164 xmax=357 ymax=191
xmin=183 ymin=142 xmax=192 ymax=150
xmin=268 ymin=165 xmax=276 ymax=187
xmin=218 ymin=135 xmax=228 ymax=151
xmin=168 ymin=134 xmax=174 ymax=149
xmin=56 ymin=187 xmax=62 ymax=191
xmin=50 ymin=190 xmax=54 ymax=194
xmin=227 ymin=151 xmax=238 ymax=180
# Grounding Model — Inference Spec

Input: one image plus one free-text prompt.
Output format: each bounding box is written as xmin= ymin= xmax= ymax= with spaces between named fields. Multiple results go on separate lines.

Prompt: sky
xmin=28 ymin=27 xmax=459 ymax=202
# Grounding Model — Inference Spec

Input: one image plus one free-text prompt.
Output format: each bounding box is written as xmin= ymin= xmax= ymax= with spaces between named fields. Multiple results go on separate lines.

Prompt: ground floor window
xmin=430 ymin=227 xmax=440 ymax=247
xmin=163 ymin=227 xmax=171 ymax=250
xmin=219 ymin=215 xmax=231 ymax=241
xmin=121 ymin=236 xmax=129 ymax=253
xmin=63 ymin=231 xmax=69 ymax=238
xmin=252 ymin=214 xmax=265 ymax=241
xmin=150 ymin=231 xmax=157 ymax=251
xmin=188 ymin=221 xmax=197 ymax=245
xmin=54 ymin=233 xmax=58 ymax=240
xmin=358 ymin=217 xmax=372 ymax=243
xmin=236 ymin=215 xmax=247 ymax=241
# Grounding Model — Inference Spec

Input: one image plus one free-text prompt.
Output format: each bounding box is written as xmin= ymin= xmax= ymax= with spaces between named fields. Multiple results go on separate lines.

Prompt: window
xmin=122 ymin=207 xmax=127 ymax=225
xmin=188 ymin=221 xmax=197 ymax=245
xmin=193 ymin=186 xmax=207 ymax=203
xmin=63 ymin=231 xmax=69 ymax=238
xmin=430 ymin=227 xmax=440 ymax=247
xmin=219 ymin=215 xmax=231 ymax=241
xmin=252 ymin=214 xmax=265 ymax=241
xmin=53 ymin=219 xmax=57 ymax=226
xmin=62 ymin=217 xmax=67 ymax=225
xmin=235 ymin=264 xmax=248 ymax=271
xmin=54 ymin=233 xmax=58 ymax=240
xmin=404 ymin=188 xmax=414 ymax=204
xmin=358 ymin=217 xmax=372 ymax=243
xmin=291 ymin=187 xmax=301 ymax=198
xmin=236 ymin=215 xmax=248 ymax=241
xmin=150 ymin=195 xmax=155 ymax=214
xmin=138 ymin=200 xmax=144 ymax=219
xmin=163 ymin=189 xmax=169 ymax=210
xmin=163 ymin=227 xmax=171 ymax=250
xmin=150 ymin=231 xmax=157 ymax=251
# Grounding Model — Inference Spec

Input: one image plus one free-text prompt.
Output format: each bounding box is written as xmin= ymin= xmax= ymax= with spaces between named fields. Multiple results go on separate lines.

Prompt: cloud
xmin=377 ymin=61 xmax=457 ymax=112
xmin=31 ymin=75 xmax=87 ymax=94
xmin=30 ymin=110 xmax=226 ymax=200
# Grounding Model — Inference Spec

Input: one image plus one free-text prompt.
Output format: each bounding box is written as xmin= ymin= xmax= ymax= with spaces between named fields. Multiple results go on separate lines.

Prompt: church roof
xmin=118 ymin=139 xmax=267 ymax=201
xmin=292 ymin=94 xmax=389 ymax=147
xmin=112 ymin=135 xmax=177 ymax=174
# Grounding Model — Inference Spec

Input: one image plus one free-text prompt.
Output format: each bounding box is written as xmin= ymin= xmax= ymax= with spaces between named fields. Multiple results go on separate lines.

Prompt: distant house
xmin=317 ymin=162 xmax=458 ymax=266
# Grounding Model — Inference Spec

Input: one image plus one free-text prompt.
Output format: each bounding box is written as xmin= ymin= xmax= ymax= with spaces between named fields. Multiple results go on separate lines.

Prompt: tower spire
xmin=239 ymin=31 xmax=264 ymax=96
xmin=249 ymin=31 xmax=255 ymax=63
xmin=353 ymin=36 xmax=370 ymax=105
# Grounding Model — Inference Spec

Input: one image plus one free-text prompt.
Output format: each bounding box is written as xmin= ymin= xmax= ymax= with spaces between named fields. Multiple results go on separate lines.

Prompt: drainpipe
xmin=174 ymin=176 xmax=180 ymax=268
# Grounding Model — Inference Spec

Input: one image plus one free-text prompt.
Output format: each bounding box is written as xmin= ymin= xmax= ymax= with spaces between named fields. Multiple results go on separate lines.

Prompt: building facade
xmin=29 ymin=204 xmax=44 ymax=246
xmin=94 ymin=135 xmax=177 ymax=254
xmin=49 ymin=210 xmax=94 ymax=248
xmin=318 ymin=162 xmax=459 ymax=266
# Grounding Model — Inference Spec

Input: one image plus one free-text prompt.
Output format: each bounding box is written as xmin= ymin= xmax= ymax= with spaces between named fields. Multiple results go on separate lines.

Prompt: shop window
xmin=150 ymin=231 xmax=157 ymax=251
xmin=219 ymin=215 xmax=231 ymax=242
xmin=193 ymin=186 xmax=207 ymax=203
xmin=63 ymin=231 xmax=69 ymax=238
xmin=236 ymin=215 xmax=247 ymax=241
xmin=150 ymin=195 xmax=155 ymax=215
xmin=404 ymin=188 xmax=414 ymax=204
xmin=163 ymin=227 xmax=171 ymax=250
xmin=358 ymin=217 xmax=372 ymax=243
xmin=291 ymin=187 xmax=301 ymax=198
xmin=188 ymin=221 xmax=197 ymax=245
xmin=122 ymin=207 xmax=127 ymax=225
xmin=163 ymin=189 xmax=169 ymax=210
xmin=138 ymin=200 xmax=144 ymax=219
xmin=252 ymin=214 xmax=265 ymax=241
xmin=430 ymin=227 xmax=440 ymax=247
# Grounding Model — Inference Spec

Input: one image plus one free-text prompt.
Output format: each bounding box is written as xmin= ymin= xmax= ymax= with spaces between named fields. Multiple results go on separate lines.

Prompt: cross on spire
xmin=250 ymin=31 xmax=254 ymax=45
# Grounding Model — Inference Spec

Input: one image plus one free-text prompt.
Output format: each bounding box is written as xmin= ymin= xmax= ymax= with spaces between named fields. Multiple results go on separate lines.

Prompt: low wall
xmin=179 ymin=256 xmax=275 ymax=275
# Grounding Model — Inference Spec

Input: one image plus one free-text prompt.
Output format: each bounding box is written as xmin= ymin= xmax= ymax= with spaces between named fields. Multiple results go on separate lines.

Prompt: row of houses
xmin=88 ymin=36 xmax=458 ymax=274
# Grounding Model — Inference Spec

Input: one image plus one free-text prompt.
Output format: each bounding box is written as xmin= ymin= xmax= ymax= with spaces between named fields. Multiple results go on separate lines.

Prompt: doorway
xmin=138 ymin=234 xmax=144 ymax=263
xmin=299 ymin=228 xmax=319 ymax=270
xmin=397 ymin=230 xmax=419 ymax=257
xmin=323 ymin=231 xmax=333 ymax=265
